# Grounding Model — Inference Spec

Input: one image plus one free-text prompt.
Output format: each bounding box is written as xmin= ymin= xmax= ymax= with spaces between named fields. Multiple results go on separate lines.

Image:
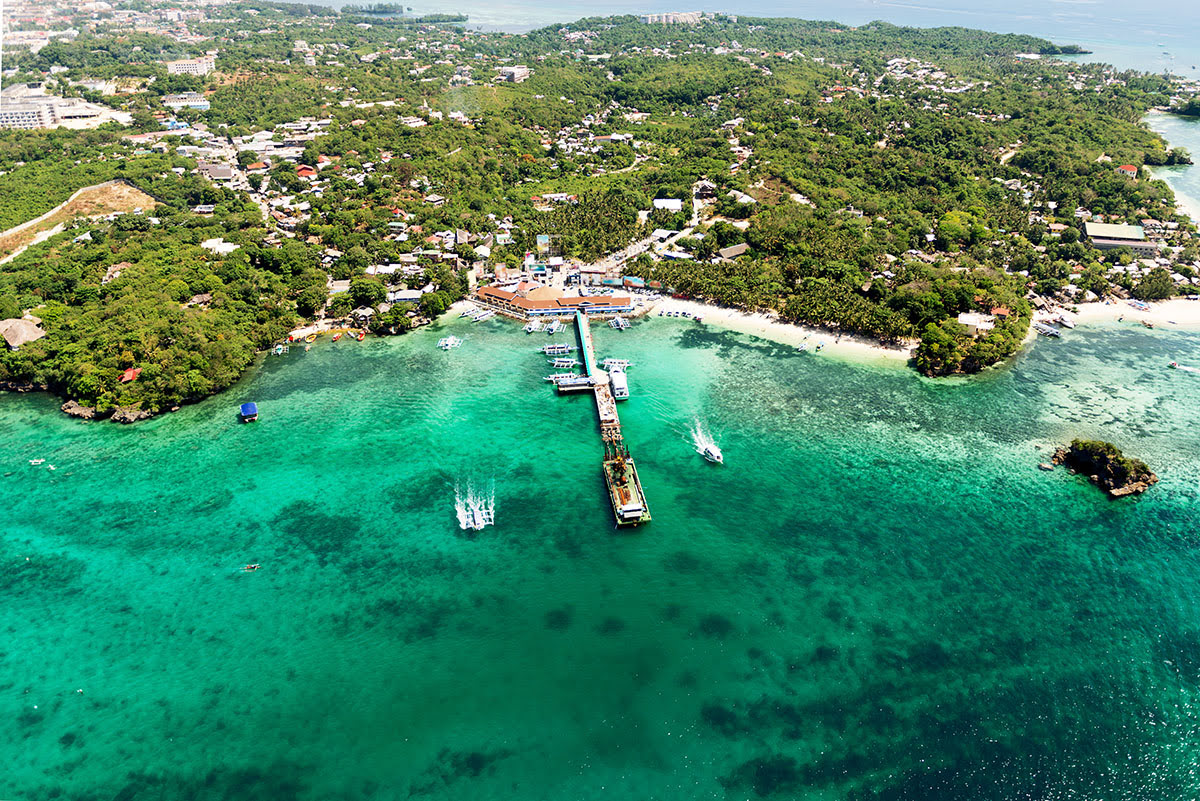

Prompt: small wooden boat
xmin=304 ymin=333 xmax=317 ymax=343
xmin=243 ymin=563 xmax=261 ymax=572
xmin=332 ymin=332 xmax=343 ymax=342
xmin=357 ymin=331 xmax=366 ymax=341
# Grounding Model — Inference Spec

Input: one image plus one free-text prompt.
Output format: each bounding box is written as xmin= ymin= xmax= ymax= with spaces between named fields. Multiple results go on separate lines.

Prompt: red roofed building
xmin=990 ymin=306 xmax=1011 ymax=318
xmin=246 ymin=162 xmax=267 ymax=172
xmin=475 ymin=286 xmax=634 ymax=319
xmin=296 ymin=165 xmax=317 ymax=178
xmin=1116 ymin=165 xmax=1138 ymax=178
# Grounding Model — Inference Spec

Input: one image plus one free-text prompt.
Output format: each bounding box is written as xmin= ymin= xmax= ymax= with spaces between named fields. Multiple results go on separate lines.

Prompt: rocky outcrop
xmin=0 ymin=379 xmax=47 ymax=393
xmin=111 ymin=406 xmax=153 ymax=424
xmin=61 ymin=400 xmax=97 ymax=420
xmin=1052 ymin=440 xmax=1158 ymax=497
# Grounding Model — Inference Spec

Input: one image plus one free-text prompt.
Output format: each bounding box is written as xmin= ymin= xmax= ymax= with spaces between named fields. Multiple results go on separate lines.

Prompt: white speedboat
xmin=701 ymin=442 xmax=723 ymax=464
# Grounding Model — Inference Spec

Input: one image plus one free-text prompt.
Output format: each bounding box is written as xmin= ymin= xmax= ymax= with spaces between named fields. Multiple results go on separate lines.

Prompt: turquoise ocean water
xmin=5 ymin=315 xmax=1200 ymax=799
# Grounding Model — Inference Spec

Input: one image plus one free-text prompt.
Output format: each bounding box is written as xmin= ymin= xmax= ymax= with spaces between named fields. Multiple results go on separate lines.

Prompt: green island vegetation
xmin=1055 ymin=439 xmax=1158 ymax=497
xmin=3 ymin=9 xmax=1200 ymax=417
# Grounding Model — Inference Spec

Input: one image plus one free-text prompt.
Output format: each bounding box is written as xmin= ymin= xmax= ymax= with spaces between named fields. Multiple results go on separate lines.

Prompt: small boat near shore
xmin=304 ymin=333 xmax=317 ymax=343
xmin=332 ymin=332 xmax=343 ymax=342
xmin=1033 ymin=322 xmax=1061 ymax=338
xmin=1054 ymin=314 xmax=1076 ymax=329
xmin=609 ymin=316 xmax=630 ymax=330
xmin=524 ymin=320 xmax=544 ymax=333
xmin=546 ymin=319 xmax=563 ymax=335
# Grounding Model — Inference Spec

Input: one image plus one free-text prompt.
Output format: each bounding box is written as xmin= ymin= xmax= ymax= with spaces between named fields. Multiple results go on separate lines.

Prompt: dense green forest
xmin=2 ymin=9 xmax=1198 ymax=414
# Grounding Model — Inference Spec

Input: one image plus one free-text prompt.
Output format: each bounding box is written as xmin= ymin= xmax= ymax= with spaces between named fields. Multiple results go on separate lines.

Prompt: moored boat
xmin=304 ymin=333 xmax=317 ymax=343
xmin=239 ymin=402 xmax=258 ymax=423
xmin=332 ymin=332 xmax=343 ymax=342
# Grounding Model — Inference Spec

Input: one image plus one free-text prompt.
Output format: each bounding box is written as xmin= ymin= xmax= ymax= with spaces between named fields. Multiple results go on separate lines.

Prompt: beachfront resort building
xmin=475 ymin=284 xmax=633 ymax=320
xmin=1084 ymin=222 xmax=1160 ymax=257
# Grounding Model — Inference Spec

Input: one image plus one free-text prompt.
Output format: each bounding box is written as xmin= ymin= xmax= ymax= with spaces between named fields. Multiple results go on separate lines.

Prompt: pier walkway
xmin=574 ymin=312 xmax=651 ymax=526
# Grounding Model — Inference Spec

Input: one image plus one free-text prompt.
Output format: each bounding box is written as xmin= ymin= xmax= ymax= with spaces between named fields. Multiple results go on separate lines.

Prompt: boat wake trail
xmin=1176 ymin=365 xmax=1199 ymax=374
xmin=454 ymin=479 xmax=496 ymax=530
xmin=690 ymin=418 xmax=723 ymax=463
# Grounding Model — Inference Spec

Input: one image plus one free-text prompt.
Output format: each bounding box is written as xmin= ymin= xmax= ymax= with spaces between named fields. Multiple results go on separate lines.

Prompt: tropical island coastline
xmin=3 ymin=9 xmax=1200 ymax=419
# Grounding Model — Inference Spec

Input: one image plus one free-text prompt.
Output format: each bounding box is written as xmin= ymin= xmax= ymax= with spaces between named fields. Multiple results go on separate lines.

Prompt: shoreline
xmin=1073 ymin=297 xmax=1200 ymax=329
xmin=649 ymin=297 xmax=917 ymax=364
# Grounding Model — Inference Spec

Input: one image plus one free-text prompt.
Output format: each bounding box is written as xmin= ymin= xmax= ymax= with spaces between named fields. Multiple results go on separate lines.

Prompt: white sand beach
xmin=651 ymin=297 xmax=917 ymax=363
xmin=1073 ymin=297 xmax=1200 ymax=329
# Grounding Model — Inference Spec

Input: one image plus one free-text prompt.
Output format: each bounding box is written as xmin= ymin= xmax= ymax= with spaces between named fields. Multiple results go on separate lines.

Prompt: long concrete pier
xmin=575 ymin=312 xmax=651 ymax=527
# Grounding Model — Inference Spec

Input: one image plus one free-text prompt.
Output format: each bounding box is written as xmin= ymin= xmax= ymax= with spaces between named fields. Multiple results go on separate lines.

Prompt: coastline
xmin=650 ymin=297 xmax=917 ymax=364
xmin=1142 ymin=109 xmax=1200 ymax=226
xmin=1073 ymin=297 xmax=1200 ymax=329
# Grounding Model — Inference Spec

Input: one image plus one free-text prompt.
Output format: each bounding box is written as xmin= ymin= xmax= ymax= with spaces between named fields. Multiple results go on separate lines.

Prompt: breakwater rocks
xmin=1052 ymin=439 xmax=1158 ymax=497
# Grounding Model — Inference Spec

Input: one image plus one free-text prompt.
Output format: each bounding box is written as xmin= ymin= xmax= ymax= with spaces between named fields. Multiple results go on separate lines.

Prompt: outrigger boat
xmin=543 ymin=372 xmax=580 ymax=382
xmin=541 ymin=343 xmax=575 ymax=355
xmin=438 ymin=336 xmax=463 ymax=350
xmin=602 ymin=358 xmax=633 ymax=370
xmin=524 ymin=320 xmax=544 ymax=333
xmin=548 ymin=357 xmax=580 ymax=369
xmin=546 ymin=319 xmax=564 ymax=334
xmin=609 ymin=316 xmax=630 ymax=330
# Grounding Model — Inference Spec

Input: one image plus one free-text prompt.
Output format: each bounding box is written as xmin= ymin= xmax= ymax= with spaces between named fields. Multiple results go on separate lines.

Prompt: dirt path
xmin=0 ymin=180 xmax=158 ymax=262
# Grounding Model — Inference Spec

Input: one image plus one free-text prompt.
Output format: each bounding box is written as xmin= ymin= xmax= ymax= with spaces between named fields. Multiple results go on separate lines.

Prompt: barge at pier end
xmin=574 ymin=311 xmax=651 ymax=527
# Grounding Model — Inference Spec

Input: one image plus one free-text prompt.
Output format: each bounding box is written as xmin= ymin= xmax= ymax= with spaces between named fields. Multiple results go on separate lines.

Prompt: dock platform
xmin=575 ymin=312 xmax=651 ymax=527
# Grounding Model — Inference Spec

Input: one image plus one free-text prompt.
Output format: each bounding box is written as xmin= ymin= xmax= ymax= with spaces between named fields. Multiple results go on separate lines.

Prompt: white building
xmin=166 ymin=55 xmax=216 ymax=76
xmin=497 ymin=65 xmax=531 ymax=83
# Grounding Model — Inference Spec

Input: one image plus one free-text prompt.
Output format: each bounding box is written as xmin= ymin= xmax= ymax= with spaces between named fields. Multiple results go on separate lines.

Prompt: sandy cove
xmin=651 ymin=298 xmax=917 ymax=363
xmin=1073 ymin=297 xmax=1200 ymax=330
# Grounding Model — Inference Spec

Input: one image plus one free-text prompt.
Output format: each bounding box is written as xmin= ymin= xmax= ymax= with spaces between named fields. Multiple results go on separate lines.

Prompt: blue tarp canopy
xmin=240 ymin=402 xmax=258 ymax=415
